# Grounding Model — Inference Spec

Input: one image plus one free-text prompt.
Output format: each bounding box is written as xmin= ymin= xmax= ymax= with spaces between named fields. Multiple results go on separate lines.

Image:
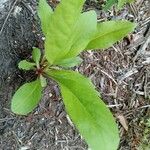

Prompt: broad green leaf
xmin=55 ymin=57 xmax=83 ymax=68
xmin=86 ymin=20 xmax=136 ymax=50
xmin=104 ymin=0 xmax=117 ymax=10
xmin=38 ymin=0 xmax=53 ymax=35
xmin=11 ymin=79 xmax=42 ymax=115
xmin=40 ymin=75 xmax=47 ymax=87
xmin=45 ymin=0 xmax=85 ymax=64
xmin=64 ymin=10 xmax=97 ymax=58
xmin=32 ymin=48 xmax=41 ymax=67
xmin=118 ymin=0 xmax=134 ymax=8
xmin=47 ymin=70 xmax=119 ymax=150
xmin=18 ymin=60 xmax=35 ymax=70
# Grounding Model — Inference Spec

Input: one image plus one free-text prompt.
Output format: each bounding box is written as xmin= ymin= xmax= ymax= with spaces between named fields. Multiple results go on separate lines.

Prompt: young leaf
xmin=118 ymin=0 xmax=134 ymax=9
xmin=32 ymin=48 xmax=41 ymax=68
xmin=104 ymin=0 xmax=134 ymax=10
xmin=11 ymin=79 xmax=42 ymax=115
xmin=47 ymin=70 xmax=119 ymax=150
xmin=40 ymin=75 xmax=47 ymax=87
xmin=104 ymin=0 xmax=117 ymax=10
xmin=44 ymin=0 xmax=85 ymax=64
xmin=86 ymin=20 xmax=136 ymax=50
xmin=38 ymin=0 xmax=53 ymax=35
xmin=55 ymin=57 xmax=83 ymax=68
xmin=18 ymin=60 xmax=35 ymax=70
xmin=64 ymin=10 xmax=97 ymax=58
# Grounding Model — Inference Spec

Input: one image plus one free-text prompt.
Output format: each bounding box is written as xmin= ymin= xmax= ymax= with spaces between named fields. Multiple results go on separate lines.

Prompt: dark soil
xmin=0 ymin=0 xmax=149 ymax=150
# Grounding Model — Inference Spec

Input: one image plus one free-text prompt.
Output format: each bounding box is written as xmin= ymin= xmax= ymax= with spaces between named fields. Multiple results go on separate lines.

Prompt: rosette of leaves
xmin=11 ymin=0 xmax=136 ymax=149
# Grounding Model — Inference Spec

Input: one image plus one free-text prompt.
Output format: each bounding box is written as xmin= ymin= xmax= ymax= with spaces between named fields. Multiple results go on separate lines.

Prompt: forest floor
xmin=0 ymin=0 xmax=149 ymax=150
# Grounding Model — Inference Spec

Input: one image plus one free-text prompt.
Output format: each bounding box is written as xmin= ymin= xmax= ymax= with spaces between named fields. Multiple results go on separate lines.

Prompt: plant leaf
xmin=11 ymin=79 xmax=42 ymax=115
xmin=86 ymin=20 xmax=136 ymax=50
xmin=47 ymin=70 xmax=119 ymax=150
xmin=45 ymin=0 xmax=85 ymax=64
xmin=38 ymin=0 xmax=53 ymax=35
xmin=18 ymin=60 xmax=35 ymax=70
xmin=32 ymin=48 xmax=41 ymax=67
xmin=104 ymin=0 xmax=134 ymax=10
xmin=118 ymin=0 xmax=134 ymax=8
xmin=55 ymin=57 xmax=83 ymax=68
xmin=64 ymin=10 xmax=97 ymax=58
xmin=40 ymin=75 xmax=47 ymax=87
xmin=104 ymin=0 xmax=117 ymax=10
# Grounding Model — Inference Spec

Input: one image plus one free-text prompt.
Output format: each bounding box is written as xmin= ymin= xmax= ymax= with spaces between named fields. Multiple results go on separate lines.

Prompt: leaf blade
xmin=118 ymin=0 xmax=134 ymax=8
xmin=47 ymin=70 xmax=119 ymax=150
xmin=86 ymin=20 xmax=136 ymax=50
xmin=18 ymin=60 xmax=35 ymax=70
xmin=32 ymin=48 xmax=41 ymax=67
xmin=38 ymin=0 xmax=53 ymax=35
xmin=40 ymin=75 xmax=47 ymax=87
xmin=104 ymin=0 xmax=117 ymax=10
xmin=55 ymin=57 xmax=83 ymax=68
xmin=45 ymin=0 xmax=85 ymax=64
xmin=64 ymin=10 xmax=97 ymax=58
xmin=11 ymin=79 xmax=42 ymax=115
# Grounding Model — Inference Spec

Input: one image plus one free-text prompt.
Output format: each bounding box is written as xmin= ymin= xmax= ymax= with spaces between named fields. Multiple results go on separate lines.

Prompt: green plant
xmin=11 ymin=0 xmax=136 ymax=149
xmin=138 ymin=119 xmax=150 ymax=150
xmin=104 ymin=0 xmax=134 ymax=10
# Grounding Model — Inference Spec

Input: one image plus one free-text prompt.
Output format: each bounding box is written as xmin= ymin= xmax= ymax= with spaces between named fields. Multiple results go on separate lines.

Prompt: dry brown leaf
xmin=117 ymin=114 xmax=128 ymax=131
